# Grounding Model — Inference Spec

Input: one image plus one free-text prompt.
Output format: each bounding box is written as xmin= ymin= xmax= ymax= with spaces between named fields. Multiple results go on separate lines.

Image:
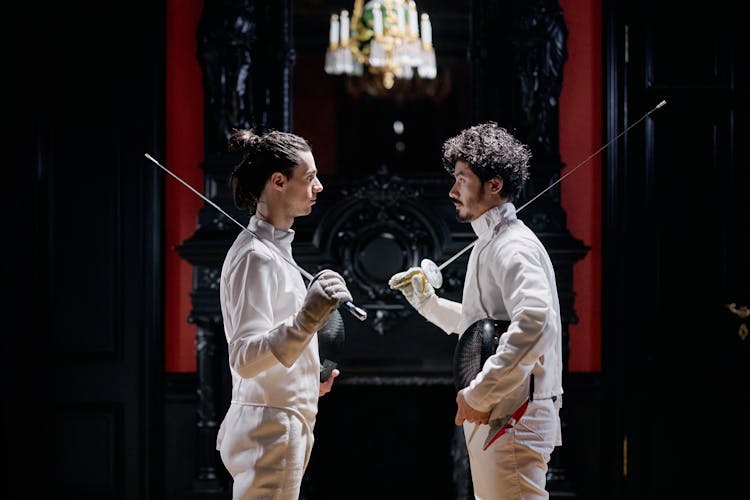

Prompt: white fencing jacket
xmin=216 ymin=216 xmax=319 ymax=453
xmin=419 ymin=202 xmax=563 ymax=421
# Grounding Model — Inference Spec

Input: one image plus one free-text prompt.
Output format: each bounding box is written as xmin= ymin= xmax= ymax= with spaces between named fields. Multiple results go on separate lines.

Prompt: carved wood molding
xmin=311 ymin=173 xmax=450 ymax=334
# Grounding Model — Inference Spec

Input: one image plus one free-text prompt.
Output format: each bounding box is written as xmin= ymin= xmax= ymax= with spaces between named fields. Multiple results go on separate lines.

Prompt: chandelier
xmin=324 ymin=0 xmax=437 ymax=91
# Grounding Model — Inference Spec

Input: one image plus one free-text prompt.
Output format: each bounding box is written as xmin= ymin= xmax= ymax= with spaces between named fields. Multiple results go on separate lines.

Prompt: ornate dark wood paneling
xmin=198 ymin=0 xmax=295 ymax=152
xmin=310 ymin=173 xmax=451 ymax=335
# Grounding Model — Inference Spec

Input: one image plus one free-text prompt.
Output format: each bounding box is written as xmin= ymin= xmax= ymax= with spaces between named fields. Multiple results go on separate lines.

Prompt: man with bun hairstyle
xmin=216 ymin=128 xmax=352 ymax=499
xmin=389 ymin=122 xmax=563 ymax=499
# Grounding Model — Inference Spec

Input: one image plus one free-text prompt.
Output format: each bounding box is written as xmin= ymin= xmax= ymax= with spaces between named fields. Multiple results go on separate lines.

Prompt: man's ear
xmin=270 ymin=172 xmax=287 ymax=191
xmin=487 ymin=177 xmax=503 ymax=195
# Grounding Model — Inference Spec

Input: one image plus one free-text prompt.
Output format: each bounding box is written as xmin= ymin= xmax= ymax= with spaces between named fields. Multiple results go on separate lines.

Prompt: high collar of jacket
xmin=249 ymin=215 xmax=295 ymax=248
xmin=470 ymin=202 xmax=517 ymax=239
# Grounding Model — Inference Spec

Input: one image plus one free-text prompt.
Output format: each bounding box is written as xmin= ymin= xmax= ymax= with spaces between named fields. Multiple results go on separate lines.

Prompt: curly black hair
xmin=228 ymin=129 xmax=312 ymax=213
xmin=442 ymin=122 xmax=531 ymax=202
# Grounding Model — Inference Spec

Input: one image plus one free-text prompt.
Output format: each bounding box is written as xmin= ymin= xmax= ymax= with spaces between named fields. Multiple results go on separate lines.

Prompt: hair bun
xmin=228 ymin=129 xmax=260 ymax=153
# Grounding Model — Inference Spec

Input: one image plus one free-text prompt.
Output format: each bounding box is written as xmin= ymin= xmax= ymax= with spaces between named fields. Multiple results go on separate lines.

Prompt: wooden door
xmin=7 ymin=2 xmax=166 ymax=498
xmin=604 ymin=1 xmax=749 ymax=498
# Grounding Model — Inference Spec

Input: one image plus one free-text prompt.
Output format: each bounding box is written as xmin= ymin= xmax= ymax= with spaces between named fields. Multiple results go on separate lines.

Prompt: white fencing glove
xmin=269 ymin=269 xmax=352 ymax=367
xmin=388 ymin=267 xmax=435 ymax=313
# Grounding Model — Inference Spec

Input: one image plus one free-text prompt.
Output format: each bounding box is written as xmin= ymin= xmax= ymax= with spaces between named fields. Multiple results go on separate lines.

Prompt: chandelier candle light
xmin=325 ymin=0 xmax=437 ymax=90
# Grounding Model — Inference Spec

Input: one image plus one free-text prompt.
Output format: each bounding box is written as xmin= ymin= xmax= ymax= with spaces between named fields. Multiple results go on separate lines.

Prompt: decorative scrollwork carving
xmin=313 ymin=174 xmax=449 ymax=334
xmin=512 ymin=0 xmax=567 ymax=161
xmin=197 ymin=0 xmax=257 ymax=153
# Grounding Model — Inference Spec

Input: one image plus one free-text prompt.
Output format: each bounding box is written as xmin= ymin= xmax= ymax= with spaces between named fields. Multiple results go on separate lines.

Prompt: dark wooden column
xmin=177 ymin=0 xmax=295 ymax=496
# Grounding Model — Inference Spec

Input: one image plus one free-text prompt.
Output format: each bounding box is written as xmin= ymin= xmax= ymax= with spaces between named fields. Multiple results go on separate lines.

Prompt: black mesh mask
xmin=453 ymin=318 xmax=510 ymax=391
xmin=318 ymin=308 xmax=345 ymax=382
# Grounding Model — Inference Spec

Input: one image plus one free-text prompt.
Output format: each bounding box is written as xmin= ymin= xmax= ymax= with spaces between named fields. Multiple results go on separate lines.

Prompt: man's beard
xmin=454 ymin=206 xmax=472 ymax=223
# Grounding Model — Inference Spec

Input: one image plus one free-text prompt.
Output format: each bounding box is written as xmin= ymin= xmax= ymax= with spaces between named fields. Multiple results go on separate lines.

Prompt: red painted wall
xmin=165 ymin=0 xmax=204 ymax=372
xmin=559 ymin=0 xmax=602 ymax=371
xmin=165 ymin=1 xmax=602 ymax=373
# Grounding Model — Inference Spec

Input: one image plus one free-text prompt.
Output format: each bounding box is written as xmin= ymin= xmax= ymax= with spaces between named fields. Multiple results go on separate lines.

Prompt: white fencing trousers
xmin=463 ymin=398 xmax=562 ymax=500
xmin=218 ymin=403 xmax=314 ymax=500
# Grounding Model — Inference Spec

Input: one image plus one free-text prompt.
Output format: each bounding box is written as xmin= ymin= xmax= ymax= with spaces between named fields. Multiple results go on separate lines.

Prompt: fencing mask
xmin=453 ymin=318 xmax=530 ymax=450
xmin=453 ymin=318 xmax=510 ymax=391
xmin=318 ymin=308 xmax=345 ymax=382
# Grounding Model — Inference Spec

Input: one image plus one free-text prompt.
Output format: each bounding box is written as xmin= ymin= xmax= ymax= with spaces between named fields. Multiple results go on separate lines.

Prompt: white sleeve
xmin=419 ymin=294 xmax=463 ymax=334
xmin=223 ymin=250 xmax=292 ymax=378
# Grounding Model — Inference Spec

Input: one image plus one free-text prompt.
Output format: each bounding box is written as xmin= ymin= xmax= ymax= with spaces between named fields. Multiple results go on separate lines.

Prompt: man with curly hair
xmin=390 ymin=122 xmax=563 ymax=499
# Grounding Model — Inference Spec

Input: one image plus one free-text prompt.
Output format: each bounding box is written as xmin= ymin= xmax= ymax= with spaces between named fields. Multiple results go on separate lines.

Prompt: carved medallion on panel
xmin=312 ymin=174 xmax=449 ymax=334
